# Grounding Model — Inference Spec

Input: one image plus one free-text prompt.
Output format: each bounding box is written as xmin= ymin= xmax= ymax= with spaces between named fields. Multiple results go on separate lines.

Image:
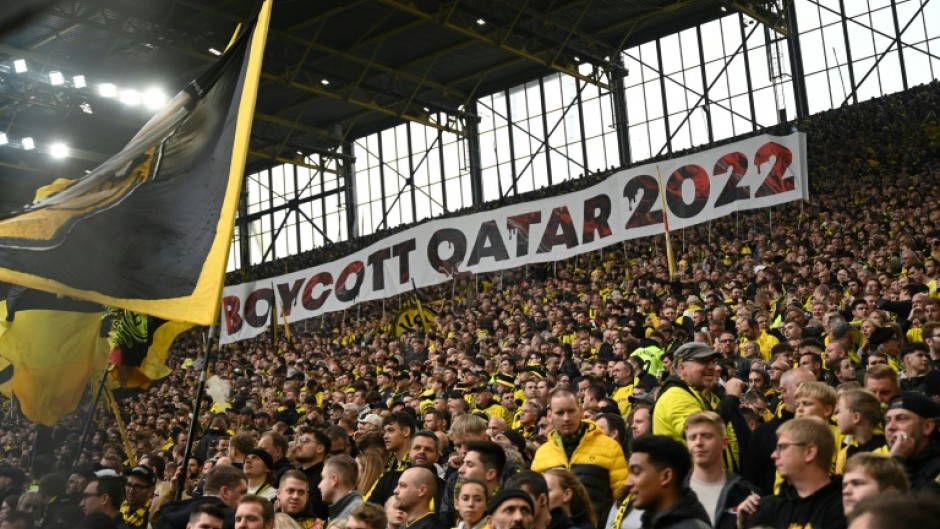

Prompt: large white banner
xmin=220 ymin=132 xmax=808 ymax=344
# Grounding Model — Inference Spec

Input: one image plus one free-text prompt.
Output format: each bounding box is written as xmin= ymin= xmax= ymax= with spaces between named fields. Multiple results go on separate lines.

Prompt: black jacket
xmin=639 ymin=489 xmax=711 ymax=529
xmin=741 ymin=409 xmax=792 ymax=495
xmin=746 ymin=478 xmax=846 ymax=529
xmin=153 ymin=496 xmax=235 ymax=529
xmin=898 ymin=442 xmax=940 ymax=493
xmin=301 ymin=462 xmax=329 ymax=519
xmin=685 ymin=473 xmax=759 ymax=529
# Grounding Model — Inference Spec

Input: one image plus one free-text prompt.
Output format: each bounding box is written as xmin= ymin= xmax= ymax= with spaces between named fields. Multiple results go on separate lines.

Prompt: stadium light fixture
xmin=13 ymin=59 xmax=26 ymax=73
xmin=73 ymin=75 xmax=86 ymax=88
xmin=22 ymin=137 xmax=34 ymax=150
xmin=98 ymin=83 xmax=117 ymax=98
xmin=120 ymin=89 xmax=141 ymax=106
xmin=321 ymin=78 xmax=330 ymax=86
xmin=49 ymin=71 xmax=65 ymax=86
xmin=209 ymin=47 xmax=222 ymax=56
xmin=143 ymin=88 xmax=167 ymax=110
xmin=49 ymin=142 xmax=68 ymax=159
xmin=0 ymin=133 xmax=7 ymax=146
xmin=476 ymin=18 xmax=486 ymax=26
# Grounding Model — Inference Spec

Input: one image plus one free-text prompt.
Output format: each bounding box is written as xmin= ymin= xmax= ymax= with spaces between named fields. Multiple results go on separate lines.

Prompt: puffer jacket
xmin=531 ymin=420 xmax=628 ymax=526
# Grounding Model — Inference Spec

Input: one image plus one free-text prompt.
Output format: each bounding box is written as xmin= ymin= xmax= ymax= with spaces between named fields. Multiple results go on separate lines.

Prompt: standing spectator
xmin=531 ymin=388 xmax=627 ymax=527
xmin=884 ymin=392 xmax=940 ymax=492
xmin=683 ymin=412 xmax=758 ymax=529
xmin=319 ymin=455 xmax=363 ymax=527
xmin=624 ymin=435 xmax=710 ymax=529
xmin=736 ymin=417 xmax=846 ymax=529
xmin=653 ymin=342 xmax=746 ymax=472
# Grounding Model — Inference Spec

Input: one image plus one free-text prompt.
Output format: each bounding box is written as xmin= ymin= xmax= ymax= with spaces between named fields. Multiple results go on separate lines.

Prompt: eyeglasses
xmin=82 ymin=492 xmax=103 ymax=499
xmin=126 ymin=483 xmax=152 ymax=491
xmin=718 ymin=339 xmax=735 ymax=343
xmin=773 ymin=442 xmax=806 ymax=453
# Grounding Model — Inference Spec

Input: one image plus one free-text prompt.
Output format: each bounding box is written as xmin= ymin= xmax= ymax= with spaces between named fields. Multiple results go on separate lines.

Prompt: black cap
xmin=126 ymin=466 xmax=156 ymax=486
xmin=247 ymin=448 xmax=275 ymax=470
xmin=486 ymin=489 xmax=534 ymax=515
xmin=887 ymin=391 xmax=940 ymax=419
xmin=868 ymin=327 xmax=897 ymax=348
xmin=500 ymin=430 xmax=527 ymax=455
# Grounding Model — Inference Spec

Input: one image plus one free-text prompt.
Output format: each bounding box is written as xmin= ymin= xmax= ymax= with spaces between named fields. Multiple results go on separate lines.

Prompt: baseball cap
xmin=887 ymin=392 xmax=940 ymax=419
xmin=126 ymin=465 xmax=156 ymax=486
xmin=358 ymin=414 xmax=383 ymax=428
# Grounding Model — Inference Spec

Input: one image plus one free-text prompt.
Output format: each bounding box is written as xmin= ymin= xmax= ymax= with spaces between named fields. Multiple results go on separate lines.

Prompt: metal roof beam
xmin=723 ymin=1 xmax=789 ymax=36
xmin=378 ymin=0 xmax=611 ymax=91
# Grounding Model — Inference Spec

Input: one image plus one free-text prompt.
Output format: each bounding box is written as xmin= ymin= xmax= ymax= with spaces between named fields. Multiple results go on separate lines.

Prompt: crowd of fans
xmin=0 ymin=80 xmax=939 ymax=529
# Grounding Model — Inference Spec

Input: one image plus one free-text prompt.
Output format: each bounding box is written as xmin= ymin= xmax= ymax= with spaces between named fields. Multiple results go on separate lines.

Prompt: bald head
xmin=401 ymin=467 xmax=437 ymax=496
xmin=781 ymin=368 xmax=816 ymax=410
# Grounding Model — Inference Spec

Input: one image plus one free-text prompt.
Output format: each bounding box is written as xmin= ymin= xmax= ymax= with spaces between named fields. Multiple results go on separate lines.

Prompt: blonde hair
xmin=837 ymin=390 xmax=882 ymax=432
xmin=356 ymin=452 xmax=384 ymax=495
xmin=777 ymin=417 xmax=835 ymax=471
xmin=793 ymin=381 xmax=837 ymax=409
xmin=683 ymin=411 xmax=726 ymax=437
xmin=449 ymin=414 xmax=487 ymax=438
xmin=545 ymin=468 xmax=596 ymax=527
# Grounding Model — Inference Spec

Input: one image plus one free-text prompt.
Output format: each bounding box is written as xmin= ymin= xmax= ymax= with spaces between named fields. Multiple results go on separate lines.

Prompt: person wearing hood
xmin=625 ymin=435 xmax=710 ymax=529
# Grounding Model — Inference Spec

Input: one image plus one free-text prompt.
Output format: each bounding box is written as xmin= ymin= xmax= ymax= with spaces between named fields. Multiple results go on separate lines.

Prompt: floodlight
xmin=13 ymin=60 xmax=26 ymax=73
xmin=98 ymin=83 xmax=117 ymax=97
xmin=143 ymin=88 xmax=167 ymax=110
xmin=120 ymin=89 xmax=141 ymax=106
xmin=49 ymin=142 xmax=68 ymax=159
xmin=49 ymin=71 xmax=65 ymax=86
xmin=22 ymin=137 xmax=34 ymax=150
xmin=73 ymin=75 xmax=86 ymax=88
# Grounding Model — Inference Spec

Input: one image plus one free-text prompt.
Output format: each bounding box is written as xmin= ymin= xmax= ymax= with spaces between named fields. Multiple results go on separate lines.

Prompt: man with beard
xmin=485 ymin=490 xmax=535 ymax=529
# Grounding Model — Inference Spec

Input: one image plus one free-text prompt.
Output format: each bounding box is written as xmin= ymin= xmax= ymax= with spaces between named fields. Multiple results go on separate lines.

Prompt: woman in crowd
xmin=544 ymin=468 xmax=596 ymax=529
xmin=454 ymin=479 xmax=488 ymax=529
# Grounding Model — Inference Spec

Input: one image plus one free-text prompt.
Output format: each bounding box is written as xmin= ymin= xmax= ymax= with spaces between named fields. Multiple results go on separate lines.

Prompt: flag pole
xmin=175 ymin=325 xmax=214 ymax=501
xmin=410 ymin=279 xmax=430 ymax=332
xmin=73 ymin=366 xmax=110 ymax=467
xmin=654 ymin=165 xmax=676 ymax=276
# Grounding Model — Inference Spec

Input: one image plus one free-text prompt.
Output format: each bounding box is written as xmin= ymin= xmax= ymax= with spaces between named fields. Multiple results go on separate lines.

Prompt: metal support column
xmin=889 ymin=0 xmax=909 ymax=91
xmin=237 ymin=184 xmax=250 ymax=273
xmin=538 ymin=78 xmax=554 ymax=186
xmin=838 ymin=0 xmax=858 ymax=105
xmin=655 ymin=38 xmax=672 ymax=154
xmin=342 ymin=142 xmax=358 ymax=239
xmin=465 ymin=101 xmax=484 ymax=206
xmin=786 ymin=1 xmax=810 ymax=119
xmin=696 ymin=26 xmax=714 ymax=144
xmin=610 ymin=54 xmax=631 ymax=165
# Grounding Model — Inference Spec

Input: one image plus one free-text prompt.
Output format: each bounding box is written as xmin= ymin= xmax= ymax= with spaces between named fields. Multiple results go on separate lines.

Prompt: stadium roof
xmin=0 ymin=0 xmax=735 ymax=206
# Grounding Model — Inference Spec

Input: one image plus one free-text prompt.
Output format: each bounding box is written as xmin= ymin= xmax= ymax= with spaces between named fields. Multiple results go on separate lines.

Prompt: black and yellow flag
xmin=107 ymin=309 xmax=193 ymax=389
xmin=0 ymin=0 xmax=272 ymax=325
xmin=0 ymin=286 xmax=108 ymax=426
